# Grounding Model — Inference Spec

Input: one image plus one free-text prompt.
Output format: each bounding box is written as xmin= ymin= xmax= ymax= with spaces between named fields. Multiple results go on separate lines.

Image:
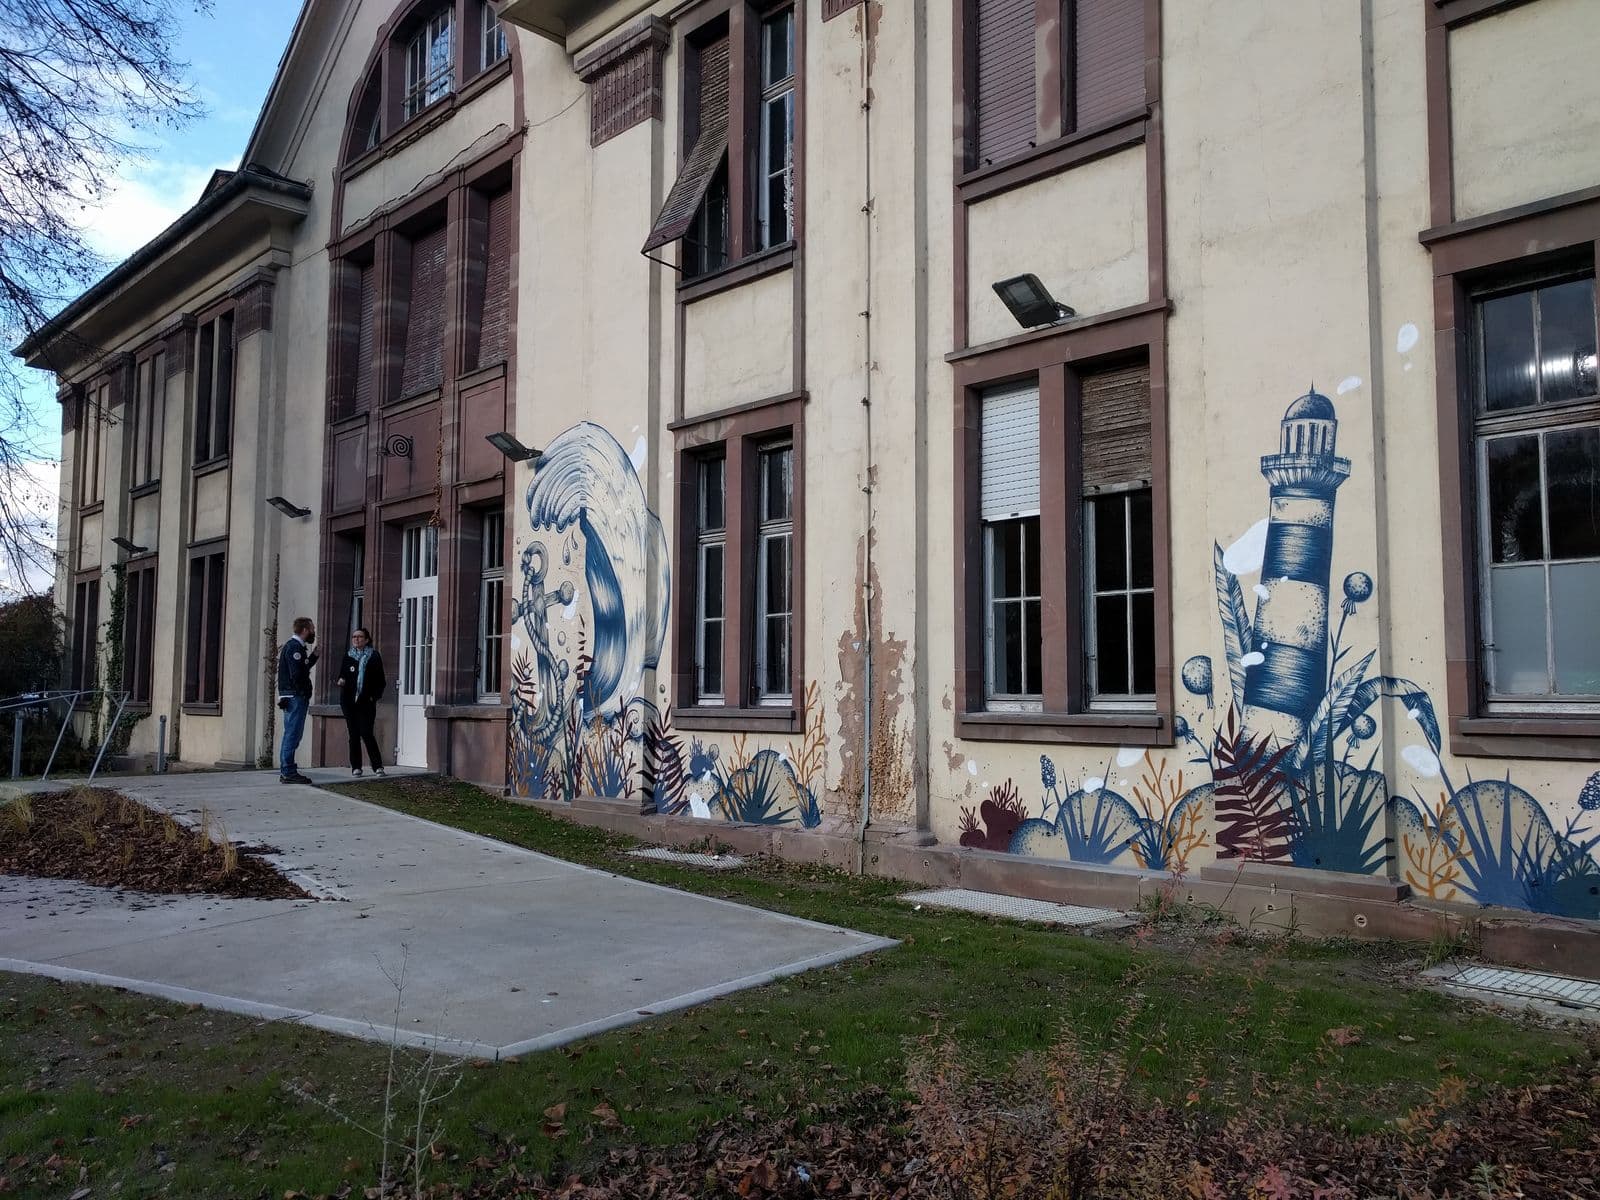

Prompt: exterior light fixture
xmin=110 ymin=536 xmax=148 ymax=554
xmin=992 ymin=273 xmax=1075 ymax=329
xmin=486 ymin=432 xmax=541 ymax=463
xmin=266 ymin=496 xmax=312 ymax=519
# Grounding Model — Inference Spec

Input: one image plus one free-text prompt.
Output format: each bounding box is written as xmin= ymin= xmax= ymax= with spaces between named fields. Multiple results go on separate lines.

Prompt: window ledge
xmin=426 ymin=702 xmax=509 ymax=720
xmin=957 ymin=709 xmax=1170 ymax=747
xmin=181 ymin=702 xmax=221 ymax=716
xmin=677 ymin=243 xmax=796 ymax=305
xmin=79 ymin=501 xmax=105 ymax=517
xmin=672 ymin=705 xmax=802 ymax=734
xmin=957 ymin=110 xmax=1148 ymax=204
xmin=192 ymin=456 xmax=229 ymax=479
xmin=129 ymin=480 xmax=160 ymax=499
xmin=1451 ymin=715 xmax=1600 ymax=761
xmin=387 ymin=386 xmax=443 ymax=414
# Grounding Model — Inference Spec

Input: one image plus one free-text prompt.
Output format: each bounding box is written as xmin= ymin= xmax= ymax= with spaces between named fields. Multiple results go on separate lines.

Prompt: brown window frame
xmin=1423 ymin=192 xmax=1600 ymax=761
xmin=69 ymin=573 xmax=101 ymax=694
xmin=78 ymin=380 xmax=108 ymax=511
xmin=951 ymin=304 xmax=1171 ymax=744
xmin=183 ymin=543 xmax=227 ymax=711
xmin=192 ymin=307 xmax=235 ymax=467
xmin=129 ymin=347 xmax=166 ymax=491
xmin=660 ymin=0 xmax=802 ymax=284
xmin=671 ymin=394 xmax=806 ymax=732
xmin=122 ymin=556 xmax=158 ymax=708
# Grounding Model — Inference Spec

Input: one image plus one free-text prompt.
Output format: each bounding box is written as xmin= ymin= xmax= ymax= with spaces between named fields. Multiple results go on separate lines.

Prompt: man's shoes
xmin=280 ymin=772 xmax=313 ymax=785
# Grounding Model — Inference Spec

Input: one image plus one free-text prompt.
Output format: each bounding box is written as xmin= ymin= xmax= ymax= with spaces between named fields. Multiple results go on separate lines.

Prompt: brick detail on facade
xmin=230 ymin=268 xmax=278 ymax=340
xmin=161 ymin=316 xmax=197 ymax=380
xmin=575 ymin=16 xmax=669 ymax=148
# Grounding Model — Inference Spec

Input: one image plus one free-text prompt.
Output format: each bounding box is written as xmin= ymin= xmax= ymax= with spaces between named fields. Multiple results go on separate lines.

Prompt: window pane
xmin=994 ymin=600 xmax=1024 ymax=694
xmin=761 ymin=445 xmax=792 ymax=520
xmin=764 ymin=532 xmax=791 ymax=613
xmin=1129 ymin=489 xmax=1154 ymax=588
xmin=763 ymin=10 xmax=793 ymax=84
xmin=993 ymin=521 xmax=1024 ymax=598
xmin=1131 ymin=591 xmax=1155 ymax=695
xmin=1537 ymin=279 xmax=1597 ymax=405
xmin=702 ymin=543 xmax=724 ymax=619
xmin=1545 ymin=425 xmax=1600 ymax=560
xmin=1550 ymin=562 xmax=1600 ymax=695
xmin=701 ymin=620 xmax=723 ymax=697
xmin=1485 ymin=434 xmax=1544 ymax=563
xmin=1023 ymin=599 xmax=1041 ymax=696
xmin=1095 ymin=594 xmax=1130 ymax=696
xmin=1093 ymin=496 xmax=1126 ymax=590
xmin=1482 ymin=290 xmax=1538 ymax=411
xmin=764 ymin=615 xmax=790 ymax=696
xmin=1023 ymin=515 xmax=1040 ymax=596
xmin=1488 ymin=564 xmax=1548 ymax=695
xmin=700 ymin=457 xmax=725 ymax=531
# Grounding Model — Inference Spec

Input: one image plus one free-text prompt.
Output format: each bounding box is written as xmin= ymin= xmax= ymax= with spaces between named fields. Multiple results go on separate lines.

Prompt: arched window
xmin=403 ymin=6 xmax=455 ymax=121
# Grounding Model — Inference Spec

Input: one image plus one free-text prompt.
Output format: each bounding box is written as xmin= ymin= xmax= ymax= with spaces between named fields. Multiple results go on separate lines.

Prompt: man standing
xmin=277 ymin=616 xmax=318 ymax=784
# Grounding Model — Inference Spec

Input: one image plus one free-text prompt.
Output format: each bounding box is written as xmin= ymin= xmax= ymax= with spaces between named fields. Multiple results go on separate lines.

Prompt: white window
xmin=980 ymin=380 xmax=1042 ymax=707
xmin=756 ymin=7 xmax=795 ymax=251
xmin=695 ymin=456 xmax=726 ymax=702
xmin=477 ymin=510 xmax=505 ymax=698
xmin=481 ymin=2 xmax=508 ymax=70
xmin=754 ymin=443 xmax=793 ymax=703
xmin=404 ymin=8 xmax=455 ymax=121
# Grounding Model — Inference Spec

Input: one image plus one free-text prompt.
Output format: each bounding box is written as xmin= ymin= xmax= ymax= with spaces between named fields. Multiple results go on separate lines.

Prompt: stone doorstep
xmin=510 ymin=794 xmax=1600 ymax=980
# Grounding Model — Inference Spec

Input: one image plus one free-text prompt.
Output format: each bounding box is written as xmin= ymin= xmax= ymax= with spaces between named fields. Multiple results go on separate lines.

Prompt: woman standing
xmin=337 ymin=627 xmax=387 ymax=777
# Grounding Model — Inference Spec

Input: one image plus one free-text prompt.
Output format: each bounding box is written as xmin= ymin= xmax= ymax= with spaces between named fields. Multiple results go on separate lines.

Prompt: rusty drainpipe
xmin=853 ymin=8 xmax=876 ymax=875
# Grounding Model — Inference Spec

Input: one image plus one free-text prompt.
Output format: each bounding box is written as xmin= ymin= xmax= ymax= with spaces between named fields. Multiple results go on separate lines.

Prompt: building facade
xmin=21 ymin=0 xmax=1600 ymax=922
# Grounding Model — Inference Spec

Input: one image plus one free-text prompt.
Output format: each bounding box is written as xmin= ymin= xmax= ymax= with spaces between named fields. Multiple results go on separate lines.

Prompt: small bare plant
xmin=161 ymin=813 xmax=180 ymax=844
xmin=1 ymin=795 xmax=32 ymax=835
xmin=218 ymin=824 xmax=239 ymax=876
xmin=196 ymin=805 xmax=214 ymax=848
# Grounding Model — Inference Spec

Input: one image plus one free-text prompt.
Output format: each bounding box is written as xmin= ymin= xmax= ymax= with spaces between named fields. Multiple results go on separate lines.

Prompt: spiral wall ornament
xmin=381 ymin=433 xmax=414 ymax=459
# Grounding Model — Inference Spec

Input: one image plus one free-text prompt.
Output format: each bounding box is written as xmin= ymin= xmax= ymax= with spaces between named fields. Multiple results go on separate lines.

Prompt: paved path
xmin=0 ymin=770 xmax=894 ymax=1057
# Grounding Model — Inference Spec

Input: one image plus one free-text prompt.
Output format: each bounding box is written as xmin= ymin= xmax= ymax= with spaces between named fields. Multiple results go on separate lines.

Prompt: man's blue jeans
xmin=280 ymin=695 xmax=310 ymax=778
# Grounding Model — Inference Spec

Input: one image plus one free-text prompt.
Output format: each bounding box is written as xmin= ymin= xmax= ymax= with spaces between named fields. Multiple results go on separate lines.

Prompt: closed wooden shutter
xmin=981 ymin=380 xmax=1041 ymax=519
xmin=479 ymin=188 xmax=513 ymax=367
xmin=1080 ymin=361 xmax=1150 ymax=491
xmin=1074 ymin=0 xmax=1145 ymax=130
xmin=643 ymin=34 xmax=729 ymax=252
xmin=354 ymin=262 xmax=376 ymax=411
xmin=401 ymin=226 xmax=447 ymax=397
xmin=974 ymin=0 xmax=1036 ymax=168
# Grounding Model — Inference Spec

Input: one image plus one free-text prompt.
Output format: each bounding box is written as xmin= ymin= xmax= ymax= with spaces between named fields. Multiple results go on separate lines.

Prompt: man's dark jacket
xmin=277 ymin=637 xmax=318 ymax=701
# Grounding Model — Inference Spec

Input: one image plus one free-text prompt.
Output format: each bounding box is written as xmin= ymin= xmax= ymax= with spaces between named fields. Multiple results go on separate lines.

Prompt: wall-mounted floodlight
xmin=992 ymin=273 xmax=1075 ymax=329
xmin=266 ymin=496 xmax=312 ymax=519
xmin=110 ymin=536 xmax=148 ymax=554
xmin=486 ymin=432 xmax=541 ymax=463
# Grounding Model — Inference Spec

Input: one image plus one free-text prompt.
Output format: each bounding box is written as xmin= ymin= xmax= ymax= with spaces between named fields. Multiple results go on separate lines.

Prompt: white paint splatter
xmin=967 ymin=760 xmax=979 ymax=776
xmin=630 ymin=435 xmax=648 ymax=470
xmin=1117 ymin=779 xmax=1128 ymax=789
xmin=1336 ymin=376 xmax=1362 ymax=395
xmin=562 ymin=599 xmax=578 ymax=620
xmin=1401 ymin=744 xmax=1440 ymax=777
xmin=1083 ymin=776 xmax=1105 ymax=794
xmin=1404 ymin=362 xmax=1414 ymax=371
xmin=1406 ymin=707 xmax=1420 ymax=720
xmin=1397 ymin=323 xmax=1420 ymax=354
xmin=1241 ymin=651 xmax=1265 ymax=667
xmin=1115 ymin=746 xmax=1144 ymax=768
xmin=1223 ymin=518 xmax=1271 ymax=575
xmin=689 ymin=792 xmax=712 ymax=819
xmin=1253 ymin=583 xmax=1271 ymax=600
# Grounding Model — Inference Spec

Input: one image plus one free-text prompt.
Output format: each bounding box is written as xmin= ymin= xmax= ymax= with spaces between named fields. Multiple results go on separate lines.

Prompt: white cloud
xmin=76 ymin=158 xmax=231 ymax=263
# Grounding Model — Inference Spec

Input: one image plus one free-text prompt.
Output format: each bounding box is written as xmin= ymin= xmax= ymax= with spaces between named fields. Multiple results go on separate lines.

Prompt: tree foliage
xmin=0 ymin=0 xmax=209 ymax=595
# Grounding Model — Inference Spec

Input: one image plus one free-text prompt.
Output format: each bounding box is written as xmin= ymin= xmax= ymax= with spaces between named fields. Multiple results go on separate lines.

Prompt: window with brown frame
xmin=70 ymin=575 xmax=100 ymax=693
xmin=465 ymin=184 xmax=514 ymax=372
xmin=123 ymin=558 xmax=157 ymax=706
xmin=675 ymin=407 xmax=803 ymax=725
xmin=966 ymin=0 xmax=1146 ymax=173
xmin=79 ymin=382 xmax=107 ymax=508
xmin=399 ymin=222 xmax=448 ymax=398
xmin=129 ymin=350 xmax=165 ymax=489
xmin=644 ymin=2 xmax=799 ymax=276
xmin=403 ymin=6 xmax=455 ymax=121
xmin=184 ymin=547 xmax=227 ymax=707
xmin=193 ymin=310 xmax=234 ymax=464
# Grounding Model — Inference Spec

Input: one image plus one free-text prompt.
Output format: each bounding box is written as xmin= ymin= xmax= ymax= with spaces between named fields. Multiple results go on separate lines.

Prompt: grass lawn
xmin=0 ymin=775 xmax=1589 ymax=1199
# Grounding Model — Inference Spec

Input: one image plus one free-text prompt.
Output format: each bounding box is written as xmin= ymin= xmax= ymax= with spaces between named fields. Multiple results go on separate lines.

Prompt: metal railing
xmin=2 ymin=689 xmax=130 ymax=782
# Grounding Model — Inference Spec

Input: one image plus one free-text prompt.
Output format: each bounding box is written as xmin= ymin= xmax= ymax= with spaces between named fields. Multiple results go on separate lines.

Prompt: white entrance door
xmin=396 ymin=524 xmax=438 ymax=768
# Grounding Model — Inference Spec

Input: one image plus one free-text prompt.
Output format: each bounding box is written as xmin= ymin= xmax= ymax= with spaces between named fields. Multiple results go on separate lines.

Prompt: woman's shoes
xmin=373 ymin=767 xmax=387 ymax=777
xmin=352 ymin=768 xmax=363 ymax=777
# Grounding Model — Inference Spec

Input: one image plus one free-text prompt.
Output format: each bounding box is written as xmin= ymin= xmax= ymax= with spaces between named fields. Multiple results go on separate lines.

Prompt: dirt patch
xmin=0 ymin=788 xmax=309 ymax=900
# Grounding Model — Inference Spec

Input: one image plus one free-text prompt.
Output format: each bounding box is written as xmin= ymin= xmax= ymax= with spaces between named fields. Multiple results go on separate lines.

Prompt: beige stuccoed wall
xmin=681 ymin=271 xmax=795 ymax=418
xmin=1449 ymin=0 xmax=1600 ymax=222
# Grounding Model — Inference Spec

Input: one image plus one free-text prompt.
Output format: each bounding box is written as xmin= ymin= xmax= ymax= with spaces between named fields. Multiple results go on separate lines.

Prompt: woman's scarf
xmin=351 ymin=646 xmax=374 ymax=697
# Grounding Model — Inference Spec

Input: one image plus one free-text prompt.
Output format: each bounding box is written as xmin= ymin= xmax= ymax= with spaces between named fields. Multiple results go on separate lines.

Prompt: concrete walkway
xmin=0 ymin=770 xmax=895 ymax=1057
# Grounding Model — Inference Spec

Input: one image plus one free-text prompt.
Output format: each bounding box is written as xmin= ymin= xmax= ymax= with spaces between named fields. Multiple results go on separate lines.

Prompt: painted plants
xmin=507 ymin=421 xmax=824 ymax=828
xmin=970 ymin=390 xmax=1600 ymax=919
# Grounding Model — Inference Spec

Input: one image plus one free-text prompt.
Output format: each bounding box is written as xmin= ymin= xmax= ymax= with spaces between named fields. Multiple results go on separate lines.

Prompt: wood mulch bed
xmin=0 ymin=787 xmax=309 ymax=900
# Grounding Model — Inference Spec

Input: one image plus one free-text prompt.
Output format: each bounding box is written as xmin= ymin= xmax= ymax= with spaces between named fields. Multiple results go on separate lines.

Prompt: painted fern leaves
xmin=1213 ymin=542 xmax=1254 ymax=712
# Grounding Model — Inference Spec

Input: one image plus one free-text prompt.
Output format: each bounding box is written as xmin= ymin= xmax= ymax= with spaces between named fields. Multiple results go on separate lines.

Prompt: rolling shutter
xmin=1075 ymin=0 xmax=1146 ymax=130
xmin=401 ymin=226 xmax=447 ymax=397
xmin=354 ymin=262 xmax=376 ymax=411
xmin=981 ymin=380 xmax=1041 ymax=519
xmin=974 ymin=0 xmax=1036 ymax=168
xmin=479 ymin=188 xmax=513 ymax=367
xmin=642 ymin=35 xmax=729 ymax=253
xmin=1080 ymin=361 xmax=1151 ymax=491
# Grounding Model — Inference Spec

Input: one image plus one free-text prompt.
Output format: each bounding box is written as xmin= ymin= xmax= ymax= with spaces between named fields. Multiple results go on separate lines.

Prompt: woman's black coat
xmin=336 ymin=650 xmax=387 ymax=705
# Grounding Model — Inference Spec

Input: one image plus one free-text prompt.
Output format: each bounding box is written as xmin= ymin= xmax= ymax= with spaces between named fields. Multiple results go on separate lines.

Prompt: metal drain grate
xmin=902 ymin=888 xmax=1122 ymax=927
xmin=628 ymin=847 xmax=747 ymax=870
xmin=1433 ymin=964 xmax=1600 ymax=1012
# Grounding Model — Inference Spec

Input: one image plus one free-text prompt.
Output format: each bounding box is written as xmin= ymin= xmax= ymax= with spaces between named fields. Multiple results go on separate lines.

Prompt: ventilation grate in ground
xmin=901 ymin=887 xmax=1123 ymax=928
xmin=1431 ymin=963 xmax=1600 ymax=1013
xmin=628 ymin=847 xmax=748 ymax=870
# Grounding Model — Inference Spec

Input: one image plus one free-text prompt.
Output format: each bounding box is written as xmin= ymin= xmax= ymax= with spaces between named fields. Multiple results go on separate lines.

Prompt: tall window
xmin=1475 ymin=274 xmax=1600 ymax=706
xmin=980 ymin=381 xmax=1042 ymax=706
xmin=130 ymin=351 xmax=165 ymax=488
xmin=757 ymin=8 xmax=795 ymax=250
xmin=695 ymin=455 xmax=726 ymax=702
xmin=754 ymin=443 xmax=793 ymax=702
xmin=480 ymin=1 xmax=508 ymax=69
xmin=184 ymin=549 xmax=226 ymax=706
xmin=123 ymin=560 xmax=157 ymax=705
xmin=685 ymin=163 xmax=730 ymax=279
xmin=477 ymin=509 xmax=505 ymax=698
xmin=404 ymin=8 xmax=455 ymax=121
xmin=79 ymin=383 xmax=107 ymax=507
xmin=194 ymin=311 xmax=234 ymax=464
xmin=70 ymin=576 xmax=100 ymax=692
xmin=349 ymin=535 xmax=366 ymax=637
